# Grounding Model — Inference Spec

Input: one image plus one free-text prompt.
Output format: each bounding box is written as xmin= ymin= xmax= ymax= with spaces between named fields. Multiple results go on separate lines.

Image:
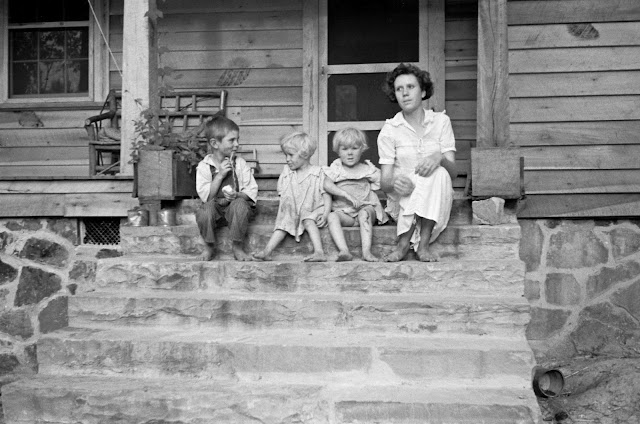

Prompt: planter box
xmin=135 ymin=150 xmax=197 ymax=200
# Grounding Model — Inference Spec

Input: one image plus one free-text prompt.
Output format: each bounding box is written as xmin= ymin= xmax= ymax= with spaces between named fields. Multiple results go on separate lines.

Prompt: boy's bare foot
xmin=197 ymin=244 xmax=216 ymax=261
xmin=362 ymin=252 xmax=379 ymax=262
xmin=303 ymin=252 xmax=327 ymax=262
xmin=336 ymin=251 xmax=353 ymax=262
xmin=232 ymin=242 xmax=253 ymax=261
xmin=416 ymin=249 xmax=439 ymax=262
xmin=252 ymin=250 xmax=272 ymax=261
xmin=383 ymin=246 xmax=409 ymax=262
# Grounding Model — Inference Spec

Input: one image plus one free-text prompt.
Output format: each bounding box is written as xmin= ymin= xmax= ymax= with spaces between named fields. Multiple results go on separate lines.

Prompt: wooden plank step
xmin=37 ymin=327 xmax=535 ymax=383
xmin=69 ymin=290 xmax=530 ymax=337
xmin=2 ymin=375 xmax=539 ymax=423
xmin=94 ymin=257 xmax=526 ymax=296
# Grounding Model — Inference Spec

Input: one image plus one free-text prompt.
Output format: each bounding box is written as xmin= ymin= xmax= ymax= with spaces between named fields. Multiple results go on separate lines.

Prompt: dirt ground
xmin=536 ymin=356 xmax=640 ymax=423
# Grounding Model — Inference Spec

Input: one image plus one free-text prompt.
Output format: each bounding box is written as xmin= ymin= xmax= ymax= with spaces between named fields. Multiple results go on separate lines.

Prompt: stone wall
xmin=520 ymin=219 xmax=640 ymax=361
xmin=0 ymin=219 xmax=120 ymax=385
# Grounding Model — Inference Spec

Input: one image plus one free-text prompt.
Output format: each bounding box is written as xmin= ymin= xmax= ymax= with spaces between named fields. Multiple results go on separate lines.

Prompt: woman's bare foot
xmin=197 ymin=244 xmax=216 ymax=261
xmin=336 ymin=251 xmax=353 ymax=262
xmin=304 ymin=252 xmax=327 ymax=262
xmin=252 ymin=250 xmax=272 ymax=261
xmin=362 ymin=252 xmax=379 ymax=262
xmin=233 ymin=242 xmax=253 ymax=261
xmin=416 ymin=249 xmax=439 ymax=262
xmin=384 ymin=245 xmax=410 ymax=262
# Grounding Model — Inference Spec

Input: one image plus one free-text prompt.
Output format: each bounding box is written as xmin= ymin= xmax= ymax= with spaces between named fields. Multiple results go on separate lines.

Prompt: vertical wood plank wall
xmin=508 ymin=0 xmax=640 ymax=216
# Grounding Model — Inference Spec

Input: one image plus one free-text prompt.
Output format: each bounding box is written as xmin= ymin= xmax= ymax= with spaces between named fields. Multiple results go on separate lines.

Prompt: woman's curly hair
xmin=382 ymin=63 xmax=433 ymax=103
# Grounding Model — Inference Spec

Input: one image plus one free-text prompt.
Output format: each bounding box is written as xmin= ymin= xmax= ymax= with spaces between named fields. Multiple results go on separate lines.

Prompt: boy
xmin=195 ymin=116 xmax=258 ymax=261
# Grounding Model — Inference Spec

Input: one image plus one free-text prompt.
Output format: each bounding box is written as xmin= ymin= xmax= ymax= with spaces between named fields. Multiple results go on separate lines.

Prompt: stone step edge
xmin=72 ymin=289 xmax=530 ymax=305
xmin=3 ymin=374 xmax=536 ymax=404
xmin=43 ymin=326 xmax=532 ymax=351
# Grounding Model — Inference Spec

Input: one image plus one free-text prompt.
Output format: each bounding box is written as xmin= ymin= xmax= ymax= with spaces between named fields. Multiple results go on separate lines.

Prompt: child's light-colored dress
xmin=323 ymin=159 xmax=388 ymax=225
xmin=274 ymin=165 xmax=326 ymax=241
xmin=377 ymin=109 xmax=456 ymax=248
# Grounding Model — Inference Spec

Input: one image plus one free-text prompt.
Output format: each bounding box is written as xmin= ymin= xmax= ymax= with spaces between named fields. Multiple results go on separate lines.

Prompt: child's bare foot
xmin=233 ymin=243 xmax=253 ymax=261
xmin=383 ymin=246 xmax=409 ymax=262
xmin=252 ymin=250 xmax=272 ymax=261
xmin=362 ymin=252 xmax=379 ymax=262
xmin=303 ymin=252 xmax=327 ymax=262
xmin=197 ymin=244 xmax=216 ymax=261
xmin=416 ymin=249 xmax=439 ymax=262
xmin=336 ymin=251 xmax=353 ymax=262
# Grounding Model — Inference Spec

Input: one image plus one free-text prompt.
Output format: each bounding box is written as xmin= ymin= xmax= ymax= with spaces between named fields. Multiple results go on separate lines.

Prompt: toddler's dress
xmin=323 ymin=159 xmax=388 ymax=225
xmin=274 ymin=165 xmax=326 ymax=241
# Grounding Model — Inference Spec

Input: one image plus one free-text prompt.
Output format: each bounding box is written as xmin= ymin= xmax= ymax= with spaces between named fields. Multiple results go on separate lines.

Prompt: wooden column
xmin=120 ymin=0 xmax=159 ymax=176
xmin=477 ymin=0 xmax=510 ymax=147
xmin=424 ymin=0 xmax=445 ymax=112
xmin=302 ymin=0 xmax=320 ymax=164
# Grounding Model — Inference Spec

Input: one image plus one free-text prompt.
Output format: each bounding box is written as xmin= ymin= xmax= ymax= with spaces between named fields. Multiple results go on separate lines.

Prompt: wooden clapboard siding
xmin=511 ymin=121 xmax=640 ymax=146
xmin=508 ymin=0 xmax=640 ymax=25
xmin=509 ymin=0 xmax=640 ymax=217
xmin=445 ymin=0 xmax=477 ymax=181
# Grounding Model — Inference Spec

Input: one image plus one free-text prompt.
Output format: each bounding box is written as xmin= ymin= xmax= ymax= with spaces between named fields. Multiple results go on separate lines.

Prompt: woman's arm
xmin=440 ymin=151 xmax=457 ymax=180
xmin=381 ymin=164 xmax=414 ymax=197
xmin=380 ymin=164 xmax=395 ymax=193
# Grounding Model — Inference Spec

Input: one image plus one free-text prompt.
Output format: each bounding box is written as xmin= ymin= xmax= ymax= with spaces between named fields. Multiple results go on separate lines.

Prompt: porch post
xmin=473 ymin=0 xmax=521 ymax=198
xmin=477 ymin=0 xmax=510 ymax=148
xmin=120 ymin=0 xmax=159 ymax=176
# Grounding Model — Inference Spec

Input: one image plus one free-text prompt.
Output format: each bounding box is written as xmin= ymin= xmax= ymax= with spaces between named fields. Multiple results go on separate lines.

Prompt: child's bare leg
xmin=384 ymin=221 xmax=415 ymax=262
xmin=328 ymin=211 xmax=354 ymax=262
xmin=302 ymin=219 xmax=326 ymax=262
xmin=253 ymin=229 xmax=287 ymax=261
xmin=358 ymin=206 xmax=378 ymax=262
xmin=416 ymin=217 xmax=438 ymax=262
xmin=198 ymin=242 xmax=216 ymax=261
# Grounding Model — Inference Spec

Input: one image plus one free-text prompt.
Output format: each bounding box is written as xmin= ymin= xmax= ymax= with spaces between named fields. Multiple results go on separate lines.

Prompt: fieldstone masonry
xmin=0 ymin=218 xmax=117 ymax=385
xmin=520 ymin=219 xmax=640 ymax=361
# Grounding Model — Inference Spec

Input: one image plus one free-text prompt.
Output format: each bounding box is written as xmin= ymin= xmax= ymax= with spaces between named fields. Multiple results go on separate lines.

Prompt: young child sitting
xmin=195 ymin=115 xmax=258 ymax=261
xmin=324 ymin=128 xmax=388 ymax=262
xmin=253 ymin=131 xmax=360 ymax=262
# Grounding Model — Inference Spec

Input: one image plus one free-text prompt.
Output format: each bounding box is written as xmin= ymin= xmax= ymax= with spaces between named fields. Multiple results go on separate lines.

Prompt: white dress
xmin=377 ymin=109 xmax=456 ymax=248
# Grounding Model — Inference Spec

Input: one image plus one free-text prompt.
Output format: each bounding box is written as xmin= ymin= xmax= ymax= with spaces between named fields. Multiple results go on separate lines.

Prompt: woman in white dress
xmin=377 ymin=63 xmax=457 ymax=262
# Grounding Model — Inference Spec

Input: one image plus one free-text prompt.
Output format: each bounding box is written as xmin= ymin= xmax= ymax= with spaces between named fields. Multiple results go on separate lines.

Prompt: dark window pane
xmin=328 ymin=130 xmax=381 ymax=166
xmin=64 ymin=0 xmax=89 ymax=20
xmin=67 ymin=60 xmax=89 ymax=93
xmin=40 ymin=31 xmax=65 ymax=59
xmin=9 ymin=0 xmax=38 ymax=23
xmin=328 ymin=0 xmax=419 ymax=65
xmin=12 ymin=62 xmax=38 ymax=95
xmin=40 ymin=61 xmax=65 ymax=93
xmin=37 ymin=0 xmax=64 ymax=22
xmin=11 ymin=31 xmax=38 ymax=60
xmin=66 ymin=29 xmax=88 ymax=58
xmin=328 ymin=73 xmax=401 ymax=122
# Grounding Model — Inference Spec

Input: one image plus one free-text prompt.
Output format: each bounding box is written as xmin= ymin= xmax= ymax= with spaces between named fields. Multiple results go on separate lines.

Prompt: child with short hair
xmin=253 ymin=131 xmax=360 ymax=262
xmin=324 ymin=128 xmax=388 ymax=262
xmin=195 ymin=115 xmax=258 ymax=261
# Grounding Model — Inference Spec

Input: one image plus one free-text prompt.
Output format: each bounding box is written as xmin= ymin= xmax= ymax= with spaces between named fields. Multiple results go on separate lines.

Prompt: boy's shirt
xmin=195 ymin=154 xmax=258 ymax=203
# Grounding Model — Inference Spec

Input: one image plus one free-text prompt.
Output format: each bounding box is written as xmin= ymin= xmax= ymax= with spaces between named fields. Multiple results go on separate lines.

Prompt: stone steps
xmin=69 ymin=290 xmax=530 ymax=336
xmin=94 ymin=256 xmax=526 ymax=295
xmin=37 ymin=327 xmax=534 ymax=383
xmin=3 ymin=375 xmax=538 ymax=423
xmin=120 ymin=222 xmax=521 ymax=260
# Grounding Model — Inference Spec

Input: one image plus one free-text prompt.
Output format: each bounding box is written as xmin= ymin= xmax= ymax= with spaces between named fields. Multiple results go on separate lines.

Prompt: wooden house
xmin=0 ymin=0 xmax=639 ymax=222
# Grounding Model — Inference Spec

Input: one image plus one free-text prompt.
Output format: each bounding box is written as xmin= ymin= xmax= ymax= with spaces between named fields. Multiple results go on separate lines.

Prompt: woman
xmin=377 ymin=63 xmax=457 ymax=262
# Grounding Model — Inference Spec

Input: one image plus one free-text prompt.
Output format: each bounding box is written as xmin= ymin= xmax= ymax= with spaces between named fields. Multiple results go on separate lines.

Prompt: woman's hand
xmin=393 ymin=175 xmax=415 ymax=197
xmin=414 ymin=151 xmax=442 ymax=177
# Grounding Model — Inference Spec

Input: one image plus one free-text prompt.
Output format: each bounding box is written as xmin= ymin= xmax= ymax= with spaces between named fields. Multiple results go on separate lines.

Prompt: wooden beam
xmin=426 ymin=0 xmax=445 ymax=112
xmin=121 ymin=0 xmax=159 ymax=176
xmin=477 ymin=0 xmax=510 ymax=148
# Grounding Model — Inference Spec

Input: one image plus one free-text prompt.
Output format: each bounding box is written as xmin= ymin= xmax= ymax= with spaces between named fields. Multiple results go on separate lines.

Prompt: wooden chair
xmin=84 ymin=89 xmax=234 ymax=177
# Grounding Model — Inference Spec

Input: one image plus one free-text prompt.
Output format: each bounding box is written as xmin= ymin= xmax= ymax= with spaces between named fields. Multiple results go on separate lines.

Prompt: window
xmin=1 ymin=0 xmax=106 ymax=102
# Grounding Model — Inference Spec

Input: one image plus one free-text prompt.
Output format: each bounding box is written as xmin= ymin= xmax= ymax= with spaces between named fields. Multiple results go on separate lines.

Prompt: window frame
xmin=0 ymin=0 xmax=109 ymax=105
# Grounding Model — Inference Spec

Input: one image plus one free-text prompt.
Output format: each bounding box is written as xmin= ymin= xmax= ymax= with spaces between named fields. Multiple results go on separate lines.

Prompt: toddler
xmin=324 ymin=128 xmax=388 ymax=262
xmin=195 ymin=116 xmax=258 ymax=261
xmin=253 ymin=131 xmax=359 ymax=262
